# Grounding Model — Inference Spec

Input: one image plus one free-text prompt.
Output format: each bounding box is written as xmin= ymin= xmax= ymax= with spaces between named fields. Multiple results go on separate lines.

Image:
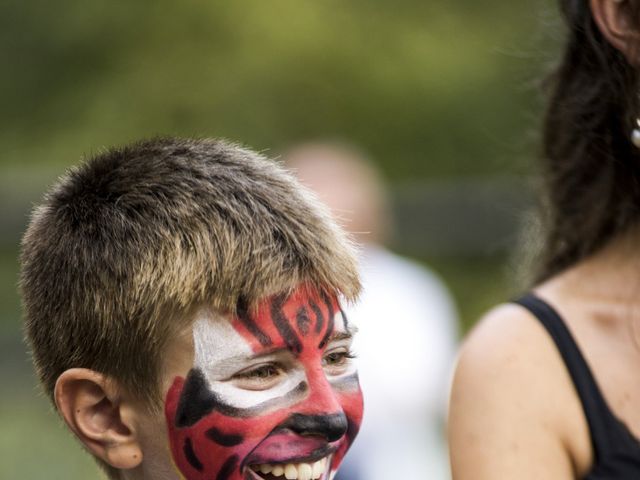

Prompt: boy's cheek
xmin=163 ymin=374 xmax=289 ymax=480
xmin=329 ymin=386 xmax=364 ymax=472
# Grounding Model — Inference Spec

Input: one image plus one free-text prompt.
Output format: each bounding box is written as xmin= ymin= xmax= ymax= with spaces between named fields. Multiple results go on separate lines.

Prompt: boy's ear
xmin=591 ymin=0 xmax=640 ymax=64
xmin=55 ymin=368 xmax=143 ymax=470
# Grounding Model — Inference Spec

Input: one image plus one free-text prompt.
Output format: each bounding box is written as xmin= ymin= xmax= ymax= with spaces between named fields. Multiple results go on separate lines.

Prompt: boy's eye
xmin=323 ymin=349 xmax=356 ymax=375
xmin=241 ymin=365 xmax=279 ymax=379
xmin=231 ymin=363 xmax=284 ymax=390
xmin=324 ymin=352 xmax=348 ymax=365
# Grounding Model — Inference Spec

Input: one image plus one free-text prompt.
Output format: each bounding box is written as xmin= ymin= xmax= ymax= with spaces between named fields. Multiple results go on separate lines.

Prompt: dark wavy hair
xmin=536 ymin=0 xmax=640 ymax=282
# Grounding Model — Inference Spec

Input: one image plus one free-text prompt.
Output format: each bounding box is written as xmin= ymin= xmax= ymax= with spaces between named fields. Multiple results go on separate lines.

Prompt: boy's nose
xmin=303 ymin=366 xmax=344 ymax=414
xmin=280 ymin=412 xmax=348 ymax=442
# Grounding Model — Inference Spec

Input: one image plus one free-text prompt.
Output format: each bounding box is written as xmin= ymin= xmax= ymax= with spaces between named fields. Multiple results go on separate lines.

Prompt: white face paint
xmin=192 ymin=309 xmax=308 ymax=409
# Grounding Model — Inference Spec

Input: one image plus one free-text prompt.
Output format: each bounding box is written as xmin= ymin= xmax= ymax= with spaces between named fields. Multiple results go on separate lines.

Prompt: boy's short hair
xmin=20 ymin=137 xmax=360 ymax=408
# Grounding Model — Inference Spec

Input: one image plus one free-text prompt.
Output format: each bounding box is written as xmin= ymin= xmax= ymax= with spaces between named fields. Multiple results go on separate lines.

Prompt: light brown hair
xmin=20 ymin=137 xmax=360 ymax=408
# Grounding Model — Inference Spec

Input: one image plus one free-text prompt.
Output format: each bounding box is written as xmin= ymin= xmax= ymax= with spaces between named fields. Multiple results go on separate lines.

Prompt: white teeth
xmin=252 ymin=456 xmax=329 ymax=480
xmin=284 ymin=464 xmax=298 ymax=479
xmin=312 ymin=458 xmax=325 ymax=479
xmin=298 ymin=463 xmax=313 ymax=480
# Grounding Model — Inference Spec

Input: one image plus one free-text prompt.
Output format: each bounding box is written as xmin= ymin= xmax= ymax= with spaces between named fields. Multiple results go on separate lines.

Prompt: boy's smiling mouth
xmin=243 ymin=431 xmax=336 ymax=480
xmin=246 ymin=454 xmax=332 ymax=480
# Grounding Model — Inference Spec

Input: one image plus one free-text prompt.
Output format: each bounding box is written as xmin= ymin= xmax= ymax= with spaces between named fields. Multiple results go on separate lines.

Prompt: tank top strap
xmin=514 ymin=293 xmax=615 ymax=460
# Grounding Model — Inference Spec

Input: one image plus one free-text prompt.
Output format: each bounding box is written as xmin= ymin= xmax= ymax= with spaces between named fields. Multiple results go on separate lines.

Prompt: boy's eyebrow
xmin=214 ymin=326 xmax=360 ymax=368
xmin=325 ymin=326 xmax=358 ymax=343
xmin=212 ymin=348 xmax=289 ymax=371
xmin=233 ymin=346 xmax=288 ymax=362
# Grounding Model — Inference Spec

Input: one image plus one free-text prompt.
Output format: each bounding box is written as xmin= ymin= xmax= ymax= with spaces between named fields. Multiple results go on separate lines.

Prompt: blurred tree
xmin=0 ymin=0 xmax=552 ymax=179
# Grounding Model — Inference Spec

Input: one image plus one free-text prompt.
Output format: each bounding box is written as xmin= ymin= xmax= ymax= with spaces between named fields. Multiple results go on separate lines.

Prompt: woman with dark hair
xmin=448 ymin=0 xmax=640 ymax=478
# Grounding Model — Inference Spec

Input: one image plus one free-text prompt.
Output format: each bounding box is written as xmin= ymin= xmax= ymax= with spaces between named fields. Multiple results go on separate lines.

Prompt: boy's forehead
xmin=191 ymin=287 xmax=348 ymax=358
xmin=192 ymin=309 xmax=254 ymax=366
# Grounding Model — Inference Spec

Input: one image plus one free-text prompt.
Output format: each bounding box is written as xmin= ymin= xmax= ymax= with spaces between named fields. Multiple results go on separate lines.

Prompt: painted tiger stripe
xmin=318 ymin=291 xmax=335 ymax=349
xmin=271 ymin=294 xmax=303 ymax=354
xmin=296 ymin=305 xmax=311 ymax=335
xmin=205 ymin=427 xmax=244 ymax=447
xmin=310 ymin=299 xmax=325 ymax=334
xmin=338 ymin=305 xmax=349 ymax=329
xmin=236 ymin=301 xmax=272 ymax=347
xmin=183 ymin=437 xmax=204 ymax=472
xmin=216 ymin=454 xmax=239 ymax=480
xmin=329 ymin=373 xmax=360 ymax=392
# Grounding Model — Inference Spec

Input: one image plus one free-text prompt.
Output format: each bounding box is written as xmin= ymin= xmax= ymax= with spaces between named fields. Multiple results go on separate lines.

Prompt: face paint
xmin=164 ymin=286 xmax=364 ymax=480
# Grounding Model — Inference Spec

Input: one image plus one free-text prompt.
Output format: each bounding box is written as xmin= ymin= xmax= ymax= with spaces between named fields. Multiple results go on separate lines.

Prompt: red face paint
xmin=164 ymin=286 xmax=364 ymax=480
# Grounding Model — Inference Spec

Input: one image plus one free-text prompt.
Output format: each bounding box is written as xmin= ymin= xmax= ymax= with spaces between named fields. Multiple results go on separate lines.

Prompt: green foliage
xmin=0 ymin=0 xmax=555 ymax=178
xmin=0 ymin=392 xmax=103 ymax=479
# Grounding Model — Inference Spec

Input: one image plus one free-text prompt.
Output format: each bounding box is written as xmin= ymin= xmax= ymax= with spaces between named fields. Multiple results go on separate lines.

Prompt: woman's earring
xmin=632 ymin=119 xmax=640 ymax=148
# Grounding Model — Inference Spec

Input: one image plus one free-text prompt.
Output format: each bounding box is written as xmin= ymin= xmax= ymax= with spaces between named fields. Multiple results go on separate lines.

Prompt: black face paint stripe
xmin=183 ymin=437 xmax=204 ymax=472
xmin=339 ymin=304 xmax=349 ymax=329
xmin=237 ymin=300 xmax=273 ymax=347
xmin=278 ymin=412 xmax=348 ymax=442
xmin=310 ymin=299 xmax=325 ymax=334
xmin=216 ymin=454 xmax=239 ymax=480
xmin=175 ymin=369 xmax=217 ymax=427
xmin=329 ymin=373 xmax=360 ymax=392
xmin=271 ymin=293 xmax=303 ymax=354
xmin=319 ymin=290 xmax=335 ymax=349
xmin=205 ymin=427 xmax=244 ymax=447
xmin=175 ymin=369 xmax=309 ymax=425
xmin=346 ymin=415 xmax=361 ymax=444
xmin=296 ymin=305 xmax=311 ymax=335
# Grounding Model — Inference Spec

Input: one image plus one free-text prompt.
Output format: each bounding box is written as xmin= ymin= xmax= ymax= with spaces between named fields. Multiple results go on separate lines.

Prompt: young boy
xmin=20 ymin=138 xmax=364 ymax=480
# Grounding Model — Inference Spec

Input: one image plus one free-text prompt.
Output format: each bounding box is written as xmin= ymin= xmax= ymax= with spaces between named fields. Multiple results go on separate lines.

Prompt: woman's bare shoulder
xmin=448 ymin=303 xmax=591 ymax=479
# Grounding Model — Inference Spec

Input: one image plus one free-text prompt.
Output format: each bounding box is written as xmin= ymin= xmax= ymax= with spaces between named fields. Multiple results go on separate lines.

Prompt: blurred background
xmin=1 ymin=0 xmax=559 ymax=477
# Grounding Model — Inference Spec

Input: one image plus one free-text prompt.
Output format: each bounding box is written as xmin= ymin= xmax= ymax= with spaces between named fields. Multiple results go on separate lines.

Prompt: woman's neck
xmin=540 ymin=226 xmax=640 ymax=309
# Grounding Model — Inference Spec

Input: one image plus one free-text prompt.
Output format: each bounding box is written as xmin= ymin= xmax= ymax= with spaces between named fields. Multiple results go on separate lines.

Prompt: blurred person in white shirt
xmin=284 ymin=142 xmax=458 ymax=480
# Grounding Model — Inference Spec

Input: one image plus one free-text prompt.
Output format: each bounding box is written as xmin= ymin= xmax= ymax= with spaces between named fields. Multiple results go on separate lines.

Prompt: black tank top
xmin=515 ymin=294 xmax=640 ymax=479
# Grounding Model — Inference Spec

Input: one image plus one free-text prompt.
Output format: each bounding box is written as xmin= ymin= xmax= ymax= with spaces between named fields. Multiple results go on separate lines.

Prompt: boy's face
xmin=162 ymin=286 xmax=363 ymax=480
